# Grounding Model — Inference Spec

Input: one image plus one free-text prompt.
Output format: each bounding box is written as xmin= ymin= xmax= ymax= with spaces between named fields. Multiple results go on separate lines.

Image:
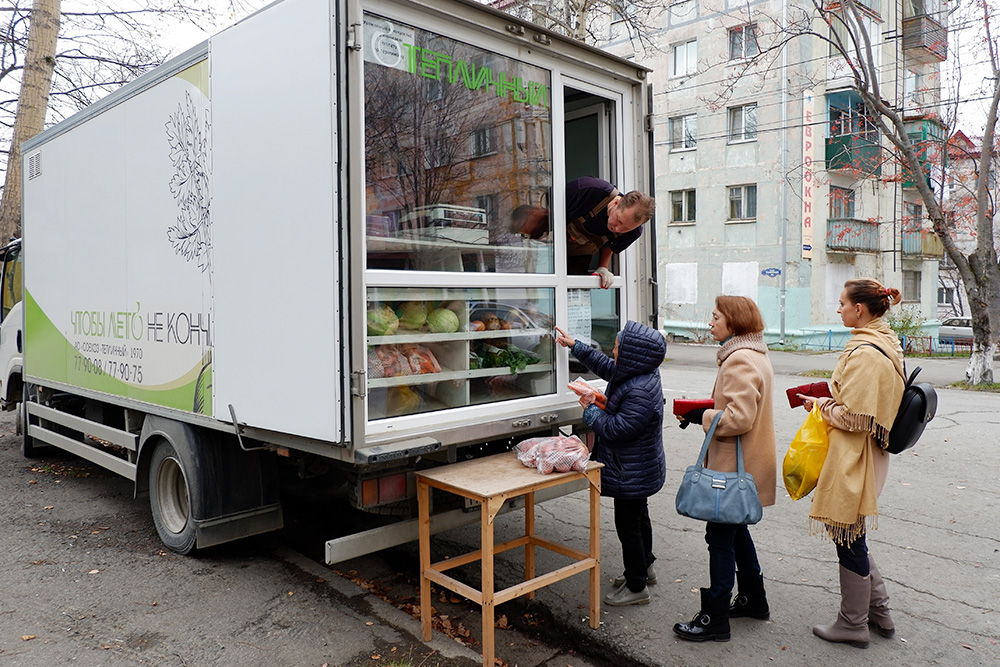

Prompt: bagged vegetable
xmin=387 ymin=385 xmax=421 ymax=415
xmin=367 ymin=348 xmax=385 ymax=379
xmin=514 ymin=435 xmax=590 ymax=474
xmin=783 ymin=403 xmax=830 ymax=501
xmin=374 ymin=345 xmax=410 ymax=377
xmin=399 ymin=344 xmax=441 ymax=374
xmin=567 ymin=377 xmax=607 ymax=409
xmin=367 ymin=305 xmax=399 ymax=336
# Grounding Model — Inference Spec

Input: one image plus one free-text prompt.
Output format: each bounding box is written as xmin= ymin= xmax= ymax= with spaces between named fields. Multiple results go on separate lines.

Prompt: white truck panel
xmin=24 ymin=73 xmax=214 ymax=411
xmin=210 ymin=0 xmax=344 ymax=442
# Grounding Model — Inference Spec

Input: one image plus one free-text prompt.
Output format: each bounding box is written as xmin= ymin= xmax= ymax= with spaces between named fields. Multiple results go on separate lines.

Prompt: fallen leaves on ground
xmin=29 ymin=463 xmax=92 ymax=478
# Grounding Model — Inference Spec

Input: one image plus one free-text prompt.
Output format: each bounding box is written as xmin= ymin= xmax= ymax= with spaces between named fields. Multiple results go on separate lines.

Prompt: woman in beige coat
xmin=674 ymin=295 xmax=776 ymax=642
xmin=797 ymin=279 xmax=904 ymax=649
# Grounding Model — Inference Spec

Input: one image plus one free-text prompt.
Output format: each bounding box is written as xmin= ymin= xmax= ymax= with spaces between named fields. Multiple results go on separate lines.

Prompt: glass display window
xmin=362 ymin=14 xmax=554 ymax=274
xmin=366 ymin=287 xmax=556 ymax=420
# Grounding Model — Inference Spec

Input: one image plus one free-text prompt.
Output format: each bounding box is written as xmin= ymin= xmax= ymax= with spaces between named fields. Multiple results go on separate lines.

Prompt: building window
xmin=829 ymin=102 xmax=877 ymax=141
xmin=904 ymin=0 xmax=936 ymax=18
xmin=426 ymin=79 xmax=444 ymax=102
xmin=728 ymin=103 xmax=757 ymax=142
xmin=830 ymin=186 xmax=856 ymax=218
xmin=474 ymin=194 xmax=497 ymax=222
xmin=904 ymin=201 xmax=923 ymax=230
xmin=426 ymin=137 xmax=449 ymax=168
xmin=472 ymin=127 xmax=496 ymax=157
xmin=903 ymin=68 xmax=924 ymax=106
xmin=670 ymin=189 xmax=696 ymax=223
xmin=728 ymin=184 xmax=757 ymax=220
xmin=902 ymin=270 xmax=921 ymax=302
xmin=938 ymin=287 xmax=954 ymax=306
xmin=728 ymin=24 xmax=759 ymax=60
xmin=672 ymin=40 xmax=697 ymax=76
xmin=669 ymin=114 xmax=697 ymax=151
xmin=859 ymin=0 xmax=881 ymax=15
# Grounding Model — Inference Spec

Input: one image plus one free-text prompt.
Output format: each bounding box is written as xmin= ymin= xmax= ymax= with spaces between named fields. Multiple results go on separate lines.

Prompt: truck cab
xmin=0 ymin=238 xmax=22 ymax=411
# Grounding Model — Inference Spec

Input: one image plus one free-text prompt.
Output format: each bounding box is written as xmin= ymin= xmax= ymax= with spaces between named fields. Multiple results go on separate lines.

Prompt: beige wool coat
xmin=697 ymin=335 xmax=777 ymax=507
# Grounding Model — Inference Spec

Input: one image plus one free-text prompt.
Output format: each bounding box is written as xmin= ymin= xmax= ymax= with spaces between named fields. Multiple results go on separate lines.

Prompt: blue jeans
xmin=614 ymin=497 xmax=654 ymax=592
xmin=705 ymin=522 xmax=762 ymax=601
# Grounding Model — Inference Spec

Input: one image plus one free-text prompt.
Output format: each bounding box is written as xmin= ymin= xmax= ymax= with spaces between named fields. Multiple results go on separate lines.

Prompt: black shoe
xmin=673 ymin=588 xmax=731 ymax=642
xmin=730 ymin=591 xmax=770 ymax=620
xmin=730 ymin=570 xmax=770 ymax=620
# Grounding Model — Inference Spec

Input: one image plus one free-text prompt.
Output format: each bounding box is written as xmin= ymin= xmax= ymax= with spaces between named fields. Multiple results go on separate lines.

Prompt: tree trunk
xmin=0 ymin=0 xmax=62 ymax=242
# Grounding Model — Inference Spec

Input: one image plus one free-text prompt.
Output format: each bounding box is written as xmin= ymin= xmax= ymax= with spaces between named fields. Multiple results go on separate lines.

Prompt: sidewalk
xmin=362 ymin=356 xmax=999 ymax=667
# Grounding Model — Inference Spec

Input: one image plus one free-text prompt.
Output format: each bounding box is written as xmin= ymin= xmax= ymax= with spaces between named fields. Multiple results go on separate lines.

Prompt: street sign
xmin=761 ymin=268 xmax=781 ymax=277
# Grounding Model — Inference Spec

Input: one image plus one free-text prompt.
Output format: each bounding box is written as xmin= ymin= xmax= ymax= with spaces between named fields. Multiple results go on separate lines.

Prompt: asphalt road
xmin=0 ymin=346 xmax=996 ymax=667
xmin=391 ymin=346 xmax=1000 ymax=666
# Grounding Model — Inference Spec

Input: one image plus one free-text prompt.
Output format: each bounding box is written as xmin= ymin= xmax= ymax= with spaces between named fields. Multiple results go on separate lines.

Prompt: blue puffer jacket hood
xmin=574 ymin=320 xmax=666 ymax=499
xmin=607 ymin=320 xmax=667 ymax=394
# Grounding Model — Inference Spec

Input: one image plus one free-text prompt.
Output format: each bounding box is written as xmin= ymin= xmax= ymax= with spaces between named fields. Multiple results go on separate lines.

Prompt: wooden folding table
xmin=416 ymin=453 xmax=602 ymax=667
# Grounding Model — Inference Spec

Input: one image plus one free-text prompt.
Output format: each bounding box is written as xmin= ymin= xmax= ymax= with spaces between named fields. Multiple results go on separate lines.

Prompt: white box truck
xmin=9 ymin=0 xmax=656 ymax=560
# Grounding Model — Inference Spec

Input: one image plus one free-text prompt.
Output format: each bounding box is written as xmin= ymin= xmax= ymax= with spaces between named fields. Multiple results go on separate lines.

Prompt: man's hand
xmin=592 ymin=266 xmax=614 ymax=289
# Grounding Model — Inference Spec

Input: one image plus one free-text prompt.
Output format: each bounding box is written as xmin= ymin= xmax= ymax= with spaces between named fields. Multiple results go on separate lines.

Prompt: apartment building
xmin=603 ymin=0 xmax=947 ymax=344
xmin=938 ymin=129 xmax=1000 ymax=318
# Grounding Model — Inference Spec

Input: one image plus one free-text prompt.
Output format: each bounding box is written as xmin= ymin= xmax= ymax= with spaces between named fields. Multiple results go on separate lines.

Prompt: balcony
xmin=902 ymin=229 xmax=944 ymax=258
xmin=900 ymin=159 xmax=931 ymax=188
xmin=901 ymin=117 xmax=945 ymax=188
xmin=902 ymin=15 xmax=947 ymax=63
xmin=827 ymin=218 xmax=880 ymax=252
xmin=826 ymin=134 xmax=881 ymax=176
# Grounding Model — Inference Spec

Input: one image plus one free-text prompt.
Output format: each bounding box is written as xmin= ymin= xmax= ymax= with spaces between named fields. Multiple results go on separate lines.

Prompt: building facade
xmin=601 ymin=0 xmax=947 ymax=345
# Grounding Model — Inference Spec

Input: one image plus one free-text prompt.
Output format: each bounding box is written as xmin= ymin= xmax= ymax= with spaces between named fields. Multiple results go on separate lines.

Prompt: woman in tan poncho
xmin=796 ymin=278 xmax=905 ymax=650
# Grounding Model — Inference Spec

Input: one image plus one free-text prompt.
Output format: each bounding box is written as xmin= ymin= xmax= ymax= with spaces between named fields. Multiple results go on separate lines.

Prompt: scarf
xmin=716 ymin=332 xmax=768 ymax=366
xmin=809 ymin=319 xmax=905 ymax=544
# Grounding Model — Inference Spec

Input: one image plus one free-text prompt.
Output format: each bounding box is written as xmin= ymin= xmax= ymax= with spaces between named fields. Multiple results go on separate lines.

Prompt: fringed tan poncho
xmin=808 ymin=319 xmax=905 ymax=544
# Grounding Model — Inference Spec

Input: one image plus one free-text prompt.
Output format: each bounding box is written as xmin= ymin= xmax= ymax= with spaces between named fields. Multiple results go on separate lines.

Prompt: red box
xmin=786 ymin=382 xmax=832 ymax=408
xmin=672 ymin=398 xmax=714 ymax=416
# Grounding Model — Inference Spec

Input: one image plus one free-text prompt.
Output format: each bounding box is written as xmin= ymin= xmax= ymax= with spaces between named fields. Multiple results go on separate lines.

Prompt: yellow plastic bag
xmin=783 ymin=403 xmax=830 ymax=501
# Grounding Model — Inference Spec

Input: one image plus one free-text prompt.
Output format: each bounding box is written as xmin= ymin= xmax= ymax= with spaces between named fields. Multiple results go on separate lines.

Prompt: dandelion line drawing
xmin=166 ymin=91 xmax=211 ymax=273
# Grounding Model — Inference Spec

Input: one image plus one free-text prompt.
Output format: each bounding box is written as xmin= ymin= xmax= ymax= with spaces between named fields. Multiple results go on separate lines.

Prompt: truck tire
xmin=149 ymin=439 xmax=198 ymax=555
xmin=20 ymin=385 xmax=41 ymax=458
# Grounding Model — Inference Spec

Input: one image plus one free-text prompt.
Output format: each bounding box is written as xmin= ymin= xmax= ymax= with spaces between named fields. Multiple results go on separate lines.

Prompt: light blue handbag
xmin=675 ymin=412 xmax=763 ymax=525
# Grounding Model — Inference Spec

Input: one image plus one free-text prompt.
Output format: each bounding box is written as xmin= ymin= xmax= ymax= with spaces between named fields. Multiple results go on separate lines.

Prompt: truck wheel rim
xmin=157 ymin=456 xmax=190 ymax=534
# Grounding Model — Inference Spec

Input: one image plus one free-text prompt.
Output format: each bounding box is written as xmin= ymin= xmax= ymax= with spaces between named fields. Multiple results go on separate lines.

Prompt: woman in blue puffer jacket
xmin=555 ymin=320 xmax=666 ymax=607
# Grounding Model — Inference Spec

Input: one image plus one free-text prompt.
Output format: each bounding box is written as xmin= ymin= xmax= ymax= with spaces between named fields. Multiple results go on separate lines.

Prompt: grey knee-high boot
xmin=812 ymin=565 xmax=871 ymax=649
xmin=867 ymin=558 xmax=895 ymax=638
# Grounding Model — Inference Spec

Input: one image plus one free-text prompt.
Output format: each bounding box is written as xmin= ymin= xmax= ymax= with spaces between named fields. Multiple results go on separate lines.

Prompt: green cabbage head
xmin=426 ymin=308 xmax=460 ymax=333
xmin=397 ymin=301 xmax=429 ymax=330
xmin=367 ymin=305 xmax=399 ymax=336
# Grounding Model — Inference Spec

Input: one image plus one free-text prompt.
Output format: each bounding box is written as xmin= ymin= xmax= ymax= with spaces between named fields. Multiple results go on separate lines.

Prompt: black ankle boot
xmin=673 ymin=588 xmax=731 ymax=642
xmin=730 ymin=570 xmax=770 ymax=620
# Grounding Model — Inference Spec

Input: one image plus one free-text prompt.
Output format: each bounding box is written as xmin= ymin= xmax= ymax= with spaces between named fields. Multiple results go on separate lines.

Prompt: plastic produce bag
xmin=373 ymin=345 xmax=411 ymax=378
xmin=567 ymin=377 xmax=607 ymax=409
xmin=514 ymin=435 xmax=590 ymax=474
xmin=399 ymin=344 xmax=441 ymax=374
xmin=783 ymin=403 xmax=830 ymax=501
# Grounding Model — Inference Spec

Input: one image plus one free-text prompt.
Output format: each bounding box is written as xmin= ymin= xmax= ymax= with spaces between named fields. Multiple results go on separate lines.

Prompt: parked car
xmin=938 ymin=317 xmax=972 ymax=345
